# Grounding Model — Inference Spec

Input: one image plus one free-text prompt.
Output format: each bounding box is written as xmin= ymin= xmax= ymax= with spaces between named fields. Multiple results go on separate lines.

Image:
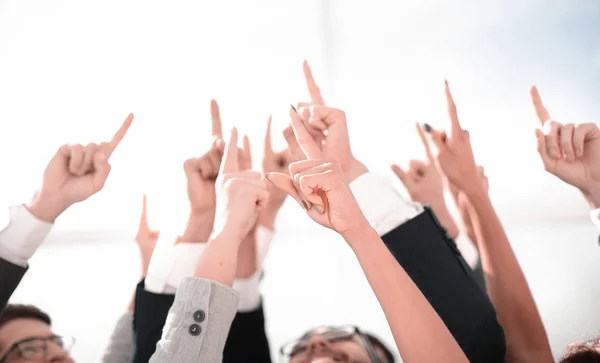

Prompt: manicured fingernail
xmin=290 ymin=104 xmax=297 ymax=113
xmin=423 ymin=123 xmax=432 ymax=133
xmin=444 ymin=79 xmax=449 ymax=86
xmin=301 ymin=200 xmax=309 ymax=210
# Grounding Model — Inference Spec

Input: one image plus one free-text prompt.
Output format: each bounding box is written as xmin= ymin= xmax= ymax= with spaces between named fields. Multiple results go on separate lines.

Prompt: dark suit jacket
xmin=133 ymin=207 xmax=505 ymax=363
xmin=132 ymin=280 xmax=272 ymax=363
xmin=381 ymin=206 xmax=505 ymax=362
xmin=0 ymin=257 xmax=28 ymax=311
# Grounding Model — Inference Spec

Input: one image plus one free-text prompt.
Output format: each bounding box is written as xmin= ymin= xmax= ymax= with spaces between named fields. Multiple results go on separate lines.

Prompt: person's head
xmin=280 ymin=325 xmax=395 ymax=363
xmin=0 ymin=305 xmax=74 ymax=363
xmin=559 ymin=337 xmax=600 ymax=363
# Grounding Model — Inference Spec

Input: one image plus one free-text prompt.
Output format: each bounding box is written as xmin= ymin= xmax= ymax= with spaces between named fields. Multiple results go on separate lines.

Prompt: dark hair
xmin=0 ymin=304 xmax=52 ymax=330
xmin=559 ymin=337 xmax=600 ymax=363
xmin=364 ymin=332 xmax=395 ymax=363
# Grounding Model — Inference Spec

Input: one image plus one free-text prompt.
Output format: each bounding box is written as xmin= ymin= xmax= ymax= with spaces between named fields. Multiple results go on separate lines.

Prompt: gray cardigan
xmin=149 ymin=277 xmax=239 ymax=363
xmin=102 ymin=277 xmax=239 ymax=363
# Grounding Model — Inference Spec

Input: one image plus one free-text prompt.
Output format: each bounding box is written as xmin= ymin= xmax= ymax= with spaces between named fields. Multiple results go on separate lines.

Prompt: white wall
xmin=9 ymin=209 xmax=600 ymax=362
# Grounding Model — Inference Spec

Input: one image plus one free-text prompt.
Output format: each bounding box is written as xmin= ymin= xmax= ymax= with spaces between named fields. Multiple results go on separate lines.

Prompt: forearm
xmin=465 ymin=187 xmax=552 ymax=363
xmin=179 ymin=212 xmax=214 ymax=242
xmin=235 ymin=229 xmax=257 ymax=278
xmin=194 ymin=234 xmax=240 ymax=287
xmin=345 ymin=224 xmax=468 ymax=363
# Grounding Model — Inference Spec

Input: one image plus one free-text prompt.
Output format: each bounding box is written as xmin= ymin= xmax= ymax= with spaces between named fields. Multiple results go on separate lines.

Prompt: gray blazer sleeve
xmin=149 ymin=277 xmax=240 ymax=363
xmin=101 ymin=312 xmax=134 ymax=363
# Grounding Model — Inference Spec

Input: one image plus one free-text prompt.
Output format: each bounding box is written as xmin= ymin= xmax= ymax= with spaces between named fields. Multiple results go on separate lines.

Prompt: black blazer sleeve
xmin=381 ymin=206 xmax=506 ymax=363
xmin=0 ymin=257 xmax=28 ymax=311
xmin=132 ymin=280 xmax=272 ymax=363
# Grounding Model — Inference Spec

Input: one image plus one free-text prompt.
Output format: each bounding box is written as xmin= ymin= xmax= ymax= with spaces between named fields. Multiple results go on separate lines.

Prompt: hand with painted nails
xmin=530 ymin=86 xmax=600 ymax=208
xmin=423 ymin=82 xmax=481 ymax=195
xmin=267 ymin=107 xmax=368 ymax=236
xmin=291 ymin=61 xmax=368 ymax=182
xmin=212 ymin=128 xmax=270 ymax=244
xmin=27 ymin=113 xmax=134 ymax=222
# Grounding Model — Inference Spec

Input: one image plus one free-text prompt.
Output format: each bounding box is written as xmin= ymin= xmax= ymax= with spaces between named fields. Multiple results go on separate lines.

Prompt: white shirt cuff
xmin=454 ymin=233 xmax=479 ymax=269
xmin=145 ymin=226 xmax=274 ymax=311
xmin=0 ymin=205 xmax=53 ymax=267
xmin=349 ymin=172 xmax=422 ymax=236
xmin=590 ymin=209 xmax=600 ymax=231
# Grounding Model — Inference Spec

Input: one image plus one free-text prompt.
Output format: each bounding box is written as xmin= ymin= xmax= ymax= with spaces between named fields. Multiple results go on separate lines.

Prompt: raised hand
xmin=183 ymin=100 xmax=225 ymax=216
xmin=292 ymin=61 xmax=367 ymax=182
xmin=530 ymin=86 xmax=600 ymax=207
xmin=393 ymin=124 xmax=445 ymax=208
xmin=135 ymin=194 xmax=160 ymax=275
xmin=256 ymin=115 xmax=294 ymax=229
xmin=266 ymin=107 xmax=368 ymax=236
xmin=28 ymin=113 xmax=134 ymax=221
xmin=425 ymin=82 xmax=481 ymax=195
xmin=212 ymin=128 xmax=270 ymax=243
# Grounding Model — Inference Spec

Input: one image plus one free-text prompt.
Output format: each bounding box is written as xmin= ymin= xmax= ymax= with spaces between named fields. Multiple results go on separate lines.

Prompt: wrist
xmin=341 ymin=216 xmax=373 ymax=247
xmin=343 ymin=158 xmax=368 ymax=183
xmin=209 ymin=227 xmax=245 ymax=248
xmin=178 ymin=212 xmax=214 ymax=242
xmin=258 ymin=207 xmax=280 ymax=230
xmin=25 ymin=192 xmax=67 ymax=222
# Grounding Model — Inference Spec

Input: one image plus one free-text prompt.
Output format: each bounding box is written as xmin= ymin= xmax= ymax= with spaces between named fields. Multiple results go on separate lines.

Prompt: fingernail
xmin=444 ymin=79 xmax=449 ymax=86
xmin=423 ymin=123 xmax=432 ymax=133
xmin=265 ymin=172 xmax=272 ymax=182
xmin=290 ymin=104 xmax=297 ymax=113
xmin=301 ymin=200 xmax=309 ymax=210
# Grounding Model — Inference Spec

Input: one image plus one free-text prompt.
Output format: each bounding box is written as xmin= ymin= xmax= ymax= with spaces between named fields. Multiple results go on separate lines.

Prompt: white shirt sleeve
xmin=349 ymin=172 xmax=423 ymax=236
xmin=454 ymin=233 xmax=479 ymax=269
xmin=144 ymin=226 xmax=274 ymax=312
xmin=589 ymin=209 xmax=600 ymax=231
xmin=0 ymin=205 xmax=53 ymax=267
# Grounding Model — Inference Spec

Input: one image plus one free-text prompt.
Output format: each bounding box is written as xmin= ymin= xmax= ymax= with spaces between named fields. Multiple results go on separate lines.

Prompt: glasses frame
xmin=0 ymin=335 xmax=75 ymax=363
xmin=279 ymin=325 xmax=381 ymax=363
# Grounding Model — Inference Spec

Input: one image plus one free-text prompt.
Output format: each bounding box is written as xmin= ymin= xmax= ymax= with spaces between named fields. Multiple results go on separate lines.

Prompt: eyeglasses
xmin=0 ymin=335 xmax=75 ymax=362
xmin=280 ymin=325 xmax=380 ymax=363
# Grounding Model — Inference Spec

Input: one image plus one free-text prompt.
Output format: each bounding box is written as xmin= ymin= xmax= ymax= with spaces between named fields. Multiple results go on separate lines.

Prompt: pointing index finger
xmin=290 ymin=105 xmax=321 ymax=160
xmin=211 ymin=99 xmax=223 ymax=138
xmin=303 ymin=60 xmax=325 ymax=105
xmin=529 ymin=86 xmax=551 ymax=126
xmin=108 ymin=113 xmax=134 ymax=156
xmin=220 ymin=127 xmax=239 ymax=174
xmin=444 ymin=80 xmax=462 ymax=137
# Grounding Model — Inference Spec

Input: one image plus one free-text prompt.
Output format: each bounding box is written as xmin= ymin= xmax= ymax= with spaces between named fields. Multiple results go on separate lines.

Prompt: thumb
xmin=265 ymin=172 xmax=306 ymax=209
xmin=92 ymin=152 xmax=111 ymax=192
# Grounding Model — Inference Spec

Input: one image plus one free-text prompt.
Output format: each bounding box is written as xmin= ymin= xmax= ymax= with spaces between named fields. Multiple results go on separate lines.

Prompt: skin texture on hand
xmin=267 ymin=107 xmax=369 ymax=237
xmin=27 ymin=113 xmax=134 ymax=222
xmin=286 ymin=60 xmax=368 ymax=183
xmin=530 ymin=86 xmax=600 ymax=209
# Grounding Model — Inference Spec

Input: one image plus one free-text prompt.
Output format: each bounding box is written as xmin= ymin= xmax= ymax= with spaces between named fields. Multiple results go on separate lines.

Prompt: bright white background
xmin=1 ymin=0 xmax=600 ymax=361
